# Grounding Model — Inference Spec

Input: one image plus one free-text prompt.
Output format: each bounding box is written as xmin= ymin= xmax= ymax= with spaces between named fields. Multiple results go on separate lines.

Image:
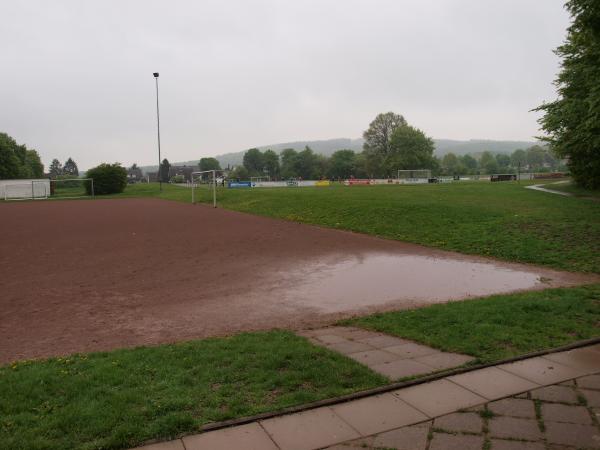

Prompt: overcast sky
xmin=1 ymin=1 xmax=569 ymax=170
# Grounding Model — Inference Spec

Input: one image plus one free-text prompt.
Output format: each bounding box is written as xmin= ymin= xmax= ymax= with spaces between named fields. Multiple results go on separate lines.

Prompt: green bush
xmin=85 ymin=163 xmax=127 ymax=195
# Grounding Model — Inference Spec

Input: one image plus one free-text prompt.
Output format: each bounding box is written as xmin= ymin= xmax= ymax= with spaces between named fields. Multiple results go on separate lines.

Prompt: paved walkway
xmin=298 ymin=326 xmax=474 ymax=379
xmin=135 ymin=343 xmax=600 ymax=450
xmin=525 ymin=181 xmax=572 ymax=196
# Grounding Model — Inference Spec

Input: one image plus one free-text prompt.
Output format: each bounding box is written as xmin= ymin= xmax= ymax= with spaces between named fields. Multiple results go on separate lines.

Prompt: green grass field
xmin=0 ymin=332 xmax=385 ymax=449
xmin=119 ymin=181 xmax=600 ymax=273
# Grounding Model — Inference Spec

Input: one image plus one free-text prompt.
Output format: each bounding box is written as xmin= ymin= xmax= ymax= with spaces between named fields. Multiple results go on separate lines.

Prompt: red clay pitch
xmin=0 ymin=198 xmax=595 ymax=363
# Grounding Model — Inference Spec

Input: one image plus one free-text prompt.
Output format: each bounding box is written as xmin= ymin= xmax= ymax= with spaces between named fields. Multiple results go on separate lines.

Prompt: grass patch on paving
xmin=117 ymin=182 xmax=600 ymax=273
xmin=0 ymin=331 xmax=385 ymax=450
xmin=342 ymin=284 xmax=600 ymax=364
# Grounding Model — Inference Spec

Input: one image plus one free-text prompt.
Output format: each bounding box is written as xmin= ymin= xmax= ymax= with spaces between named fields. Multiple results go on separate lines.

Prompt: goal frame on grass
xmin=191 ymin=170 xmax=224 ymax=207
xmin=397 ymin=170 xmax=431 ymax=181
xmin=3 ymin=178 xmax=94 ymax=200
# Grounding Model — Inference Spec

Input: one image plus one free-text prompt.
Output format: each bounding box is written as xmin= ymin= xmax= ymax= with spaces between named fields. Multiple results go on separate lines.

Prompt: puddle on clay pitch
xmin=274 ymin=253 xmax=543 ymax=313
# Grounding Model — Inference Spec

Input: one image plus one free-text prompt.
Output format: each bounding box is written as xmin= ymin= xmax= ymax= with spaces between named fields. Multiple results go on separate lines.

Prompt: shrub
xmin=85 ymin=163 xmax=127 ymax=195
xmin=170 ymin=174 xmax=185 ymax=183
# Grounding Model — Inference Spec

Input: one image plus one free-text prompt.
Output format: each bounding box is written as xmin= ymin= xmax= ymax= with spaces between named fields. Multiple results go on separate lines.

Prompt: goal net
xmin=47 ymin=178 xmax=94 ymax=199
xmin=191 ymin=170 xmax=223 ymax=207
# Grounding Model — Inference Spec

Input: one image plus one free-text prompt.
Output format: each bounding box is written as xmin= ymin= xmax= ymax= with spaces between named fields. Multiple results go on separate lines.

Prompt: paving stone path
xmin=297 ymin=326 xmax=474 ymax=379
xmin=136 ymin=344 xmax=600 ymax=450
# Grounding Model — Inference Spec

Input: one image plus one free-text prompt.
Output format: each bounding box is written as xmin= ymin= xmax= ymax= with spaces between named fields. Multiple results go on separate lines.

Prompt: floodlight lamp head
xmin=153 ymin=72 xmax=159 ymax=78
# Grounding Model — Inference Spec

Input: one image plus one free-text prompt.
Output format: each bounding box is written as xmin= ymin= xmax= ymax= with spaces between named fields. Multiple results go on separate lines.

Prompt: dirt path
xmin=0 ymin=198 xmax=596 ymax=364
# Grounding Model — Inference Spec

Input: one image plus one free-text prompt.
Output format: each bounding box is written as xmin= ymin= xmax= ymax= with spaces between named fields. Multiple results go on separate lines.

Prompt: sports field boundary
xmin=135 ymin=335 xmax=600 ymax=448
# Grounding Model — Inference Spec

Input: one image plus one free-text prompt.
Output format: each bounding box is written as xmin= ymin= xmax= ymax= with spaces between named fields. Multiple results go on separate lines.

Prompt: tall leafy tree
xmin=242 ymin=148 xmax=264 ymax=176
xmin=535 ymin=0 xmax=600 ymax=188
xmin=461 ymin=154 xmax=478 ymax=174
xmin=441 ymin=153 xmax=460 ymax=175
xmin=63 ymin=157 xmax=79 ymax=176
xmin=386 ymin=125 xmax=436 ymax=175
xmin=495 ymin=154 xmax=511 ymax=171
xmin=510 ymin=149 xmax=527 ymax=168
xmin=49 ymin=159 xmax=63 ymax=178
xmin=480 ymin=151 xmax=499 ymax=174
xmin=295 ymin=146 xmax=318 ymax=179
xmin=526 ymin=145 xmax=546 ymax=170
xmin=159 ymin=158 xmax=171 ymax=183
xmin=280 ymin=148 xmax=298 ymax=179
xmin=363 ymin=112 xmax=408 ymax=176
xmin=0 ymin=132 xmax=45 ymax=179
xmin=328 ymin=150 xmax=356 ymax=179
xmin=199 ymin=157 xmax=221 ymax=172
xmin=261 ymin=149 xmax=280 ymax=179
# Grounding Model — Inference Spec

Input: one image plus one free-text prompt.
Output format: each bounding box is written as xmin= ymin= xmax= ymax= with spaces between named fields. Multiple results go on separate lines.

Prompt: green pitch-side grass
xmin=343 ymin=284 xmax=600 ymax=364
xmin=119 ymin=181 xmax=600 ymax=273
xmin=0 ymin=331 xmax=385 ymax=450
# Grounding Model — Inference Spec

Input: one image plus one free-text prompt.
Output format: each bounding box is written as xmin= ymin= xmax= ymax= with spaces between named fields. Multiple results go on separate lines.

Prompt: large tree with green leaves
xmin=159 ymin=158 xmax=171 ymax=183
xmin=535 ymin=0 xmax=600 ymax=189
xmin=262 ymin=149 xmax=280 ymax=179
xmin=385 ymin=125 xmax=436 ymax=175
xmin=0 ymin=132 xmax=44 ymax=179
xmin=49 ymin=159 xmax=63 ymax=178
xmin=63 ymin=157 xmax=79 ymax=176
xmin=243 ymin=148 xmax=264 ymax=176
xmin=328 ymin=149 xmax=356 ymax=179
xmin=363 ymin=112 xmax=408 ymax=176
xmin=199 ymin=157 xmax=221 ymax=172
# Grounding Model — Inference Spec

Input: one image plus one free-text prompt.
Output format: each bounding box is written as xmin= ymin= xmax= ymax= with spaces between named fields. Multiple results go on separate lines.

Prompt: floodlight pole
xmin=153 ymin=72 xmax=162 ymax=192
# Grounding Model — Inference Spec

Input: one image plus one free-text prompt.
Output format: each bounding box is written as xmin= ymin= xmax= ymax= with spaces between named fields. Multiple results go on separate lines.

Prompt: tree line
xmin=0 ymin=133 xmax=44 ymax=179
xmin=227 ymin=113 xmax=562 ymax=180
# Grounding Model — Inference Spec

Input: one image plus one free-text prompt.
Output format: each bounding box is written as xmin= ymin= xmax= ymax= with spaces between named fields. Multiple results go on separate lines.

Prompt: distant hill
xmin=139 ymin=137 xmax=537 ymax=173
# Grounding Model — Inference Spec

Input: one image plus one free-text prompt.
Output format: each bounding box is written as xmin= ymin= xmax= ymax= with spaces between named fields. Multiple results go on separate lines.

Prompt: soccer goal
xmin=2 ymin=178 xmax=94 ymax=200
xmin=191 ymin=170 xmax=224 ymax=207
xmin=250 ymin=176 xmax=270 ymax=183
xmin=397 ymin=170 xmax=431 ymax=183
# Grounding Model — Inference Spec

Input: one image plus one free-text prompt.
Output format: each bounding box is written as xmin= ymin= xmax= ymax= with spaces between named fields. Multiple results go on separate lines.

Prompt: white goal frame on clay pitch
xmin=3 ymin=178 xmax=94 ymax=200
xmin=191 ymin=170 xmax=224 ymax=207
xmin=397 ymin=170 xmax=431 ymax=182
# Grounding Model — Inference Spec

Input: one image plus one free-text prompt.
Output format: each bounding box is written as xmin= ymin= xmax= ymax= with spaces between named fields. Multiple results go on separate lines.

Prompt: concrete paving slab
xmin=429 ymin=432 xmax=484 ymax=450
xmin=383 ymin=342 xmax=441 ymax=359
xmin=371 ymin=423 xmax=430 ymax=449
xmin=347 ymin=349 xmax=399 ymax=366
xmin=433 ymin=411 xmax=483 ymax=433
xmin=371 ymin=359 xmax=435 ymax=379
xmin=488 ymin=398 xmax=536 ymax=419
xmin=182 ymin=423 xmax=278 ymax=450
xmin=414 ymin=352 xmax=474 ymax=370
xmin=449 ymin=367 xmax=539 ymax=400
xmin=331 ymin=393 xmax=428 ymax=436
xmin=541 ymin=403 xmax=592 ymax=424
xmin=393 ymin=379 xmax=486 ymax=417
xmin=530 ymin=385 xmax=579 ymax=404
xmin=490 ymin=440 xmax=545 ymax=450
xmin=325 ymin=340 xmax=373 ymax=354
xmin=498 ymin=357 xmax=582 ymax=385
xmin=580 ymin=388 xmax=600 ymax=407
xmin=134 ymin=440 xmax=185 ymax=450
xmin=355 ymin=334 xmax=409 ymax=348
xmin=544 ymin=421 xmax=600 ymax=448
xmin=315 ymin=334 xmax=348 ymax=344
xmin=577 ymin=374 xmax=600 ymax=390
xmin=260 ymin=406 xmax=360 ymax=450
xmin=488 ymin=416 xmax=542 ymax=441
xmin=543 ymin=347 xmax=600 ymax=375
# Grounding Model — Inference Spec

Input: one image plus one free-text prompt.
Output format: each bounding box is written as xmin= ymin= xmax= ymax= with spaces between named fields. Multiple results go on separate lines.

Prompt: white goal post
xmin=191 ymin=170 xmax=224 ymax=207
xmin=2 ymin=178 xmax=94 ymax=200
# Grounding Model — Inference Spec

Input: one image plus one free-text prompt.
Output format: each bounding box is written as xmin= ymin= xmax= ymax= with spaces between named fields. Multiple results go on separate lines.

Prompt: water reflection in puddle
xmin=275 ymin=253 xmax=543 ymax=313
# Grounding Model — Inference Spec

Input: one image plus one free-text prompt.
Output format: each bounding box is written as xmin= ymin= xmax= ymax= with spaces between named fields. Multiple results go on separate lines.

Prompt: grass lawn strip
xmin=0 ymin=331 xmax=385 ymax=450
xmin=343 ymin=284 xmax=600 ymax=364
